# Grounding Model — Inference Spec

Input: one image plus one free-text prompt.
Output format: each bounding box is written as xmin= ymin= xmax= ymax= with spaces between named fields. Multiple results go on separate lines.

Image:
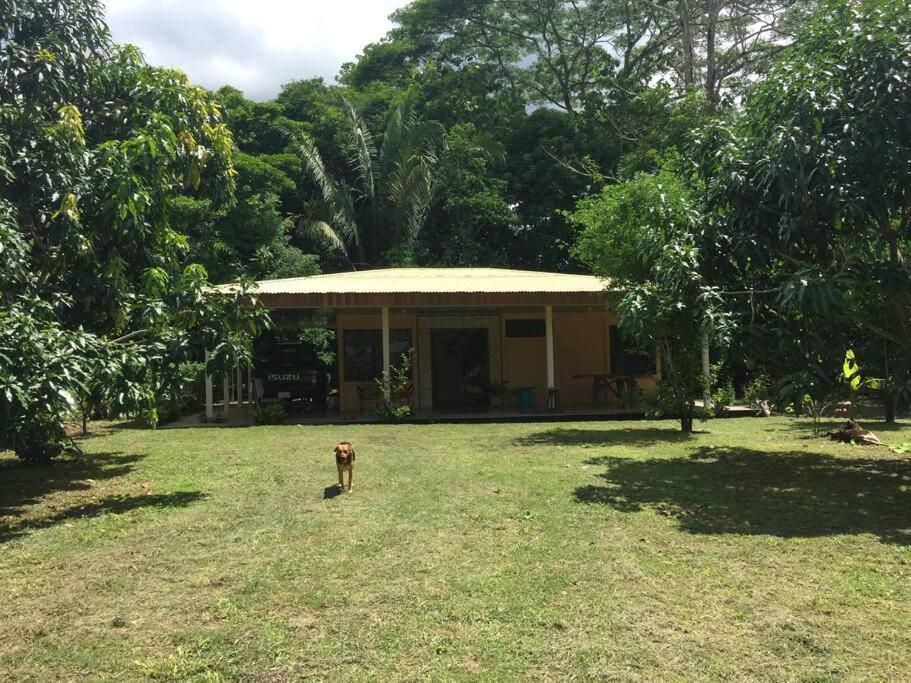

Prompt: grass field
xmin=1 ymin=417 xmax=910 ymax=681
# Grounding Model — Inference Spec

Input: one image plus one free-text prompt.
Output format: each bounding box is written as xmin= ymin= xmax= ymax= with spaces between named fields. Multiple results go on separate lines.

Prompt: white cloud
xmin=105 ymin=0 xmax=409 ymax=100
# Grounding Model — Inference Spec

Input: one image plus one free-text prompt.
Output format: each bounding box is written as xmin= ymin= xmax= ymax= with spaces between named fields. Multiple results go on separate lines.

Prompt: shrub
xmin=645 ymin=381 xmax=684 ymax=419
xmin=617 ymin=385 xmax=645 ymax=409
xmin=743 ymin=374 xmax=772 ymax=406
xmin=253 ymin=402 xmax=287 ymax=425
xmin=376 ymin=349 xmax=414 ymax=423
xmin=711 ymin=381 xmax=736 ymax=417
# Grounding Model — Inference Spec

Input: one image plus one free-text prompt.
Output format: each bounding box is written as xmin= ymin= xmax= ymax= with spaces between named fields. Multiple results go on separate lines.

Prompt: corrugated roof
xmin=220 ymin=268 xmax=608 ymax=295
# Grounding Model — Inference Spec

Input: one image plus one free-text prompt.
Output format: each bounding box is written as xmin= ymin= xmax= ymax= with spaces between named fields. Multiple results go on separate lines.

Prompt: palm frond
xmin=294 ymin=216 xmax=349 ymax=258
xmin=342 ymin=98 xmax=377 ymax=203
xmin=277 ymin=118 xmax=363 ymax=258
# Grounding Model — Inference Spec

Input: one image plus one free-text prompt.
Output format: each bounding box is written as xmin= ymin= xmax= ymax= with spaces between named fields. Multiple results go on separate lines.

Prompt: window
xmin=505 ymin=319 xmax=545 ymax=337
xmin=609 ymin=326 xmax=656 ymax=376
xmin=343 ymin=329 xmax=412 ymax=382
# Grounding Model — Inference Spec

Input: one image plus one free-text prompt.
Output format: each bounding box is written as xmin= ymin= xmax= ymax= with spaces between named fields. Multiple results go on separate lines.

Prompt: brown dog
xmin=334 ymin=442 xmax=355 ymax=492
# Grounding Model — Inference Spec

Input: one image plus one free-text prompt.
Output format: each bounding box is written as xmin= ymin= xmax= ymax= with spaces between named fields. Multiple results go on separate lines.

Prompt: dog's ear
xmin=333 ymin=445 xmax=341 ymax=455
xmin=350 ymin=446 xmax=356 ymax=460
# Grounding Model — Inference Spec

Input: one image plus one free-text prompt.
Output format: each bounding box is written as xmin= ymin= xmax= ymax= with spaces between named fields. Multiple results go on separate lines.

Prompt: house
xmin=206 ymin=267 xmax=657 ymax=421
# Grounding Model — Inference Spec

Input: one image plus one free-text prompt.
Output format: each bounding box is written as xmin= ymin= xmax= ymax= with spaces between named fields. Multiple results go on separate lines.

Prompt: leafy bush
xmin=156 ymin=362 xmax=206 ymax=425
xmin=253 ymin=402 xmax=287 ymax=425
xmin=644 ymin=381 xmax=683 ymax=419
xmin=617 ymin=385 xmax=645 ymax=409
xmin=711 ymin=381 xmax=736 ymax=417
xmin=743 ymin=374 xmax=771 ymax=406
xmin=376 ymin=349 xmax=414 ymax=423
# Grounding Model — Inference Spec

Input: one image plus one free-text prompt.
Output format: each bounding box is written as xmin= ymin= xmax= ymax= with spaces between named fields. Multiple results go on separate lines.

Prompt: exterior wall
xmin=500 ymin=312 xmax=548 ymax=409
xmin=333 ymin=306 xmax=657 ymax=415
xmin=554 ymin=310 xmax=611 ymax=408
xmin=336 ymin=311 xmax=418 ymax=413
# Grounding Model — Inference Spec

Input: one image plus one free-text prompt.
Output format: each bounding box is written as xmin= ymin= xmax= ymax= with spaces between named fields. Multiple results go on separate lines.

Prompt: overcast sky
xmin=105 ymin=0 xmax=410 ymax=101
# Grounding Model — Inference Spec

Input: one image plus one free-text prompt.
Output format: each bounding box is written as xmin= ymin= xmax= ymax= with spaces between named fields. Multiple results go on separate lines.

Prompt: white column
xmin=545 ymin=305 xmax=555 ymax=390
xmin=381 ymin=306 xmax=391 ymax=391
xmin=235 ymin=365 xmax=242 ymax=406
xmin=247 ymin=364 xmax=254 ymax=405
xmin=204 ymin=349 xmax=214 ymax=420
xmin=222 ymin=374 xmax=230 ymax=419
xmin=702 ymin=333 xmax=712 ymax=413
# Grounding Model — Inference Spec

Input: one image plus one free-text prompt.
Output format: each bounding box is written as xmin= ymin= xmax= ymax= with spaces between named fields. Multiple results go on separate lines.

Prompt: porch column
xmin=381 ymin=306 xmax=391 ymax=390
xmin=247 ymin=363 xmax=254 ymax=405
xmin=702 ymin=333 xmax=712 ymax=413
xmin=222 ymin=374 xmax=230 ymax=419
xmin=545 ymin=305 xmax=556 ymax=409
xmin=204 ymin=349 xmax=214 ymax=420
xmin=235 ymin=365 xmax=242 ymax=406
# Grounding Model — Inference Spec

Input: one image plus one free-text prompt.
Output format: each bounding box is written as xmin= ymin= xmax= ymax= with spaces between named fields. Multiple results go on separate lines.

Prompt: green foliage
xmin=643 ymin=381 xmax=679 ymax=420
xmin=711 ymin=381 xmax=736 ymax=417
xmin=743 ymin=374 xmax=772 ymax=406
xmin=281 ymin=98 xmax=445 ymax=268
xmin=418 ymin=123 xmax=517 ymax=265
xmin=253 ymin=402 xmax=287 ymax=425
xmin=0 ymin=1 xmax=267 ymax=458
xmin=617 ymin=385 xmax=646 ymax=410
xmin=698 ymin=0 xmax=911 ymax=422
xmin=572 ymin=168 xmax=729 ymax=431
xmin=155 ymin=361 xmax=205 ymax=426
xmin=376 ymin=349 xmax=414 ymax=423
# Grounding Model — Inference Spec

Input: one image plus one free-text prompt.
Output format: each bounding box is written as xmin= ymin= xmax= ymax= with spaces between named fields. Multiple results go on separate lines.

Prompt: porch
xmin=203 ymin=268 xmax=659 ymax=424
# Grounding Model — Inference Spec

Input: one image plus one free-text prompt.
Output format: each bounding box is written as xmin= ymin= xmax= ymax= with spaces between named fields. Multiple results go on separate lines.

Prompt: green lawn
xmin=1 ymin=417 xmax=910 ymax=681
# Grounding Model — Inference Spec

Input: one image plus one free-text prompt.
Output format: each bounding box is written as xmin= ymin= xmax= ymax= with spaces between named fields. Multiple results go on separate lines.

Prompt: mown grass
xmin=1 ymin=417 xmax=910 ymax=681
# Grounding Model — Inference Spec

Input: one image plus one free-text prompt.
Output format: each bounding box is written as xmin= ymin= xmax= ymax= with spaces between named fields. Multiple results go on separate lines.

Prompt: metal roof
xmin=222 ymin=268 xmax=607 ymax=295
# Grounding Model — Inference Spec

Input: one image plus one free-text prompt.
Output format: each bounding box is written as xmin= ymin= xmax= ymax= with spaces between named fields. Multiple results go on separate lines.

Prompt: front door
xmin=431 ymin=328 xmax=490 ymax=409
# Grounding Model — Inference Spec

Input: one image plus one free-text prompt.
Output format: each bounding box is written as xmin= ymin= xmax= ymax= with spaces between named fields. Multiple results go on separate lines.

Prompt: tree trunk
xmin=678 ymin=0 xmax=695 ymax=89
xmin=680 ymin=413 xmax=694 ymax=432
xmin=705 ymin=1 xmax=720 ymax=106
xmin=82 ymin=408 xmax=88 ymax=437
xmin=884 ymin=393 xmax=896 ymax=424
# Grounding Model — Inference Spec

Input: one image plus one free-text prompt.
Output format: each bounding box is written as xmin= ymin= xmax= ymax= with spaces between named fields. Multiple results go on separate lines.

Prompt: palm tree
xmin=278 ymin=99 xmax=445 ymax=268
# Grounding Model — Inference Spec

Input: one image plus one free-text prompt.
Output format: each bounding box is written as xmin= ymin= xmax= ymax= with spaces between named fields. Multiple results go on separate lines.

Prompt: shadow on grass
xmin=514 ymin=427 xmax=695 ymax=448
xmin=0 ymin=491 xmax=207 ymax=543
xmin=0 ymin=451 xmax=144 ymax=515
xmin=0 ymin=451 xmax=206 ymax=543
xmin=323 ymin=485 xmax=344 ymax=499
xmin=574 ymin=445 xmax=911 ymax=544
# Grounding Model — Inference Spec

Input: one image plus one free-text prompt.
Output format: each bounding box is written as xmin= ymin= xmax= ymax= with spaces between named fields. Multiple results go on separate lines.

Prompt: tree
xmin=572 ymin=169 xmax=729 ymax=431
xmin=382 ymin=0 xmax=814 ymax=114
xmin=417 ymin=123 xmax=517 ymax=266
xmin=280 ymin=98 xmax=446 ymax=268
xmin=0 ymin=0 xmax=266 ymax=459
xmin=505 ymin=108 xmax=615 ymax=270
xmin=698 ymin=0 xmax=911 ymax=420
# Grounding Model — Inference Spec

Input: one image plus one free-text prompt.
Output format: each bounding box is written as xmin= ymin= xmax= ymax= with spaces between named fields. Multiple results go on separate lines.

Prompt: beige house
xmin=207 ymin=268 xmax=657 ymax=421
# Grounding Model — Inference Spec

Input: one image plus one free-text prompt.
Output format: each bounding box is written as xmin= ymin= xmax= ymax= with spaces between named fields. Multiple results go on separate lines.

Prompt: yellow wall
xmin=554 ymin=310 xmax=610 ymax=408
xmin=500 ymin=313 xmax=547 ymax=409
xmin=333 ymin=307 xmax=656 ymax=415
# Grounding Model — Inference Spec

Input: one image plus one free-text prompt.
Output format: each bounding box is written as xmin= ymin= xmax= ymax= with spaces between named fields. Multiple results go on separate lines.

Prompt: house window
xmin=343 ymin=329 xmax=412 ymax=382
xmin=609 ymin=326 xmax=656 ymax=376
xmin=505 ymin=319 xmax=545 ymax=337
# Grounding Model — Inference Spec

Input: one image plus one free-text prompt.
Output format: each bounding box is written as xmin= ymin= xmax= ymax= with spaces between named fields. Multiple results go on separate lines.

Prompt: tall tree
xmin=572 ymin=168 xmax=729 ymax=432
xmin=0 ymin=0 xmax=265 ymax=459
xmin=382 ymin=0 xmax=814 ymax=113
xmin=280 ymin=99 xmax=446 ymax=268
xmin=698 ymin=0 xmax=911 ymax=418
xmin=417 ymin=123 xmax=518 ymax=266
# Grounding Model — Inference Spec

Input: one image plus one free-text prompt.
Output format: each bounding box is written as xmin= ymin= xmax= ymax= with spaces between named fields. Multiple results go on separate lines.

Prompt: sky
xmin=105 ymin=0 xmax=411 ymax=101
